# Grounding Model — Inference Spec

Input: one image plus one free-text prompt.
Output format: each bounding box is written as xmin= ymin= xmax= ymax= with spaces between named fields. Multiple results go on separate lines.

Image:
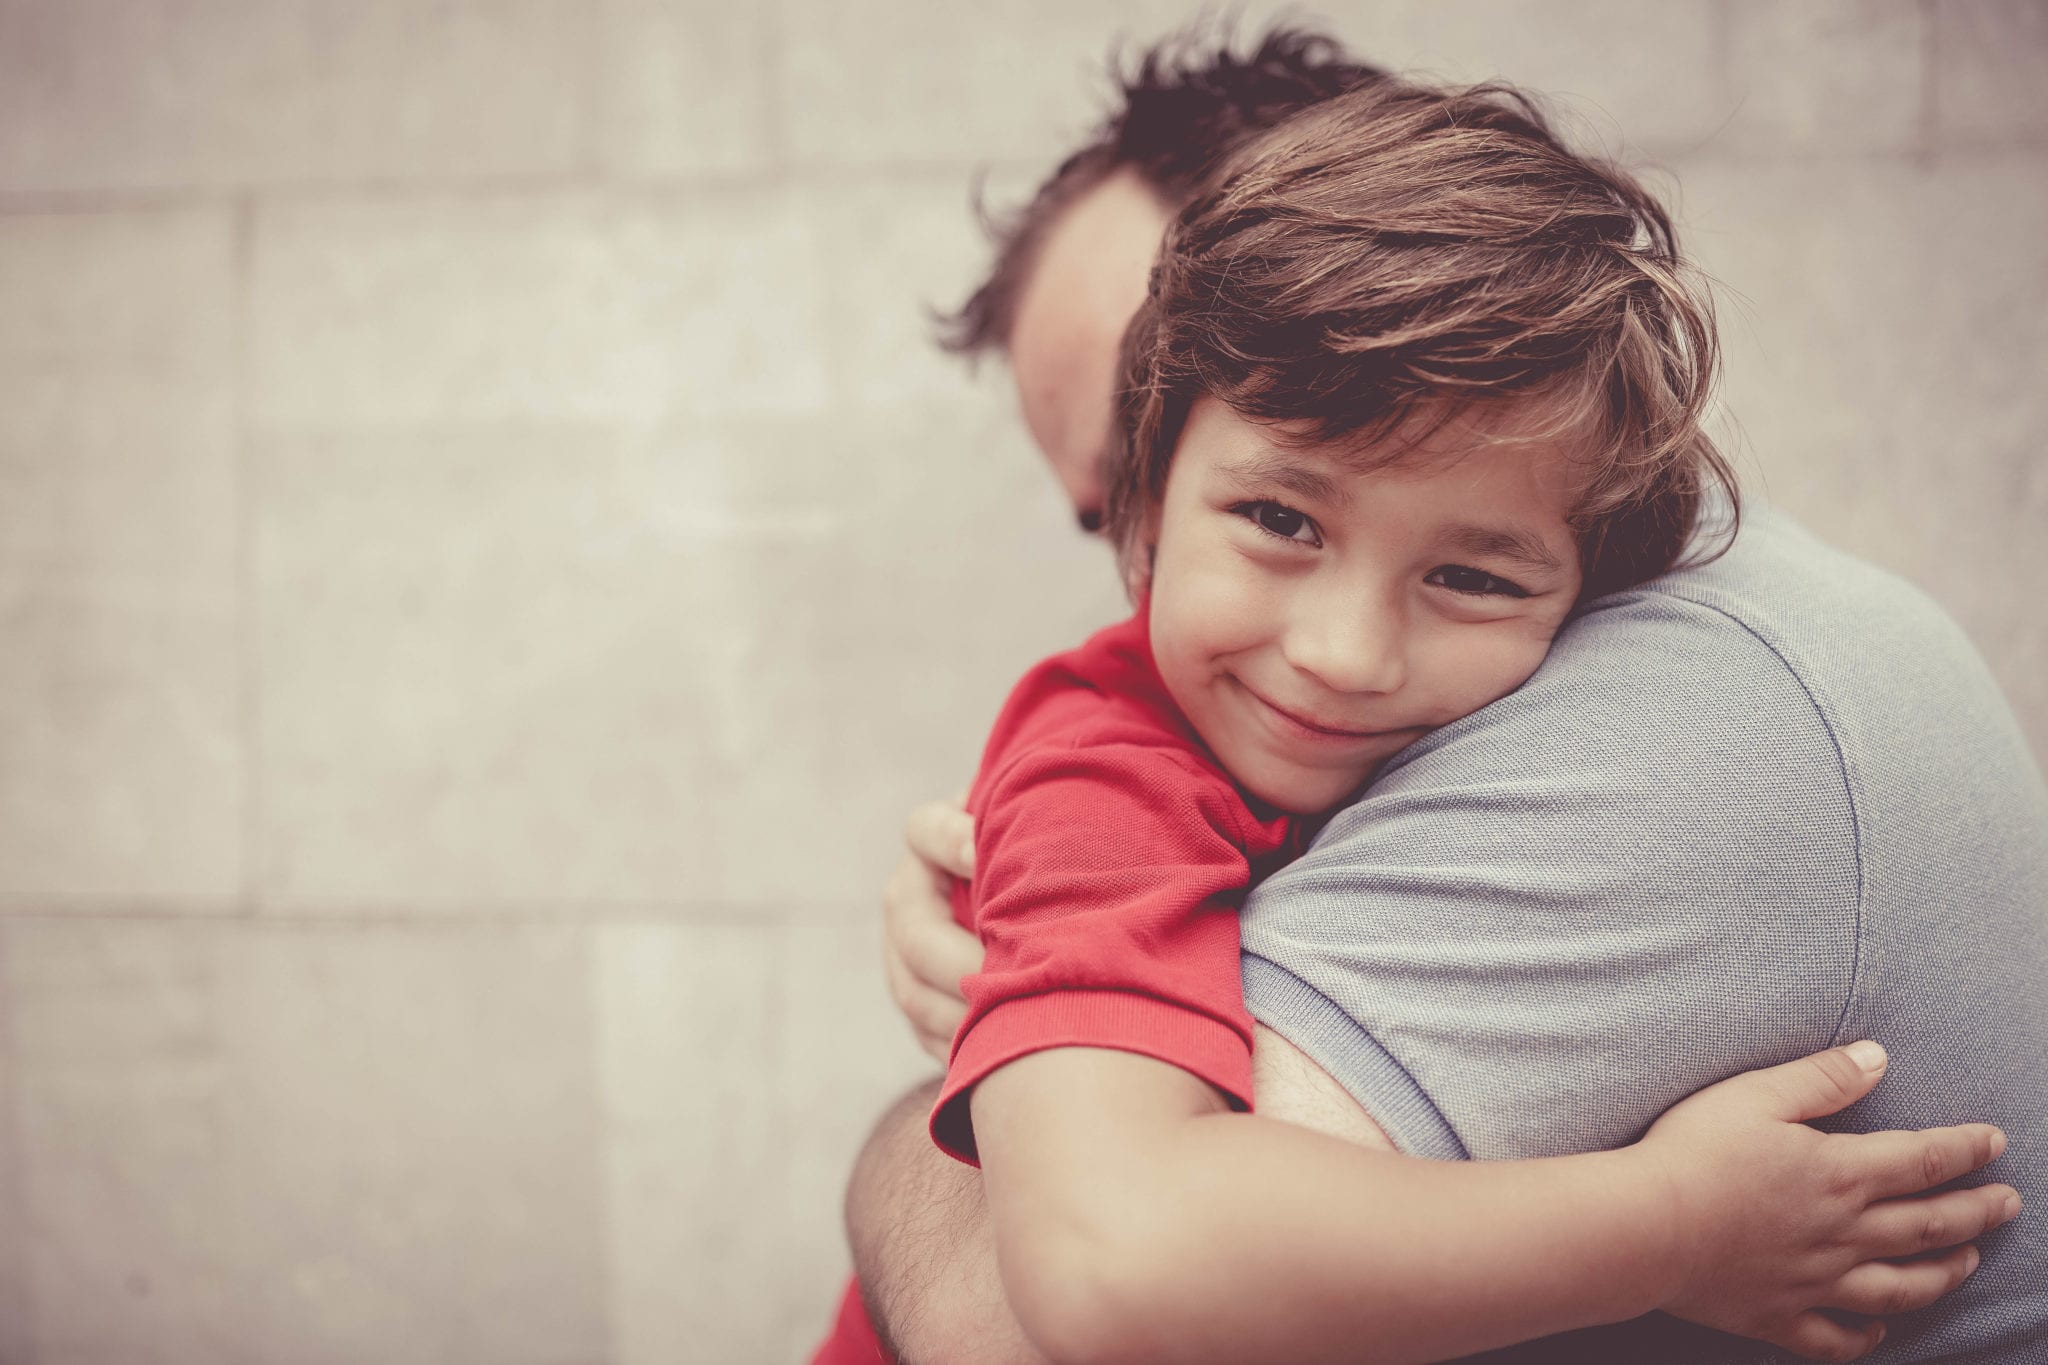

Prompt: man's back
xmin=1241 ymin=505 xmax=2048 ymax=1360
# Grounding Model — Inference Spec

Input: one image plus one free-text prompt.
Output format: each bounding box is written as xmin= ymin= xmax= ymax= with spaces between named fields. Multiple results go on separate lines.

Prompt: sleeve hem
xmin=929 ymin=990 xmax=1254 ymax=1165
xmin=1241 ymin=953 xmax=1468 ymax=1161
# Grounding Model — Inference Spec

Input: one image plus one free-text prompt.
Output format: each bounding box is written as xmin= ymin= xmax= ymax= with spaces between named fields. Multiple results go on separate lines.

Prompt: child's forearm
xmin=1133 ymin=1110 xmax=1672 ymax=1362
xmin=973 ymin=1046 xmax=1679 ymax=1365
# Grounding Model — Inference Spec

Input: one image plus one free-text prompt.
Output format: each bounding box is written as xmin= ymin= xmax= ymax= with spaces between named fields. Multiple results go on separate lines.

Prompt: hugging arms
xmin=851 ymin=703 xmax=2031 ymax=1365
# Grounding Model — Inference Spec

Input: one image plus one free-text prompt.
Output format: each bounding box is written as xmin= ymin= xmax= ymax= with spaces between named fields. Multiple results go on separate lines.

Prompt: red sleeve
xmin=807 ymin=1277 xmax=891 ymax=1364
xmin=929 ymin=740 xmax=1257 ymax=1164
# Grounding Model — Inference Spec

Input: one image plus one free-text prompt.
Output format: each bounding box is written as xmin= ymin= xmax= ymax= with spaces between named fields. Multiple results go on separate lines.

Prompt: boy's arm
xmin=971 ymin=1044 xmax=2013 ymax=1365
xmin=974 ymin=1048 xmax=1667 ymax=1365
xmin=930 ymin=742 xmax=1272 ymax=1162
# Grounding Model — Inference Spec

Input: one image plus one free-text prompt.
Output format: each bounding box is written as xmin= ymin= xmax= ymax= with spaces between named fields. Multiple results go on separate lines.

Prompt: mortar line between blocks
xmin=231 ymin=195 xmax=263 ymax=918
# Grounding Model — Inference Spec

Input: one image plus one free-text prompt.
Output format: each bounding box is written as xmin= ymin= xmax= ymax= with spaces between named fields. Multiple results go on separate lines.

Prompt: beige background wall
xmin=1 ymin=2 xmax=2043 ymax=1361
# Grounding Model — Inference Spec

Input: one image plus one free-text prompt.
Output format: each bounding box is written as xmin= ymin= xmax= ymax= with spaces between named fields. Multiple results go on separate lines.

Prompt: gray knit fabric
xmin=1240 ymin=503 xmax=2048 ymax=1362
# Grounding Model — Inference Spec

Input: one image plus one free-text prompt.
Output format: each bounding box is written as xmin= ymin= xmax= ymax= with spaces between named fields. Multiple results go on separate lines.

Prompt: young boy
xmin=828 ymin=76 xmax=2019 ymax=1365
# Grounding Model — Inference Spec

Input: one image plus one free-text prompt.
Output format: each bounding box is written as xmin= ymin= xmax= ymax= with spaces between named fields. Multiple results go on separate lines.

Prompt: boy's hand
xmin=881 ymin=793 xmax=983 ymax=1061
xmin=1642 ymin=1041 xmax=2019 ymax=1361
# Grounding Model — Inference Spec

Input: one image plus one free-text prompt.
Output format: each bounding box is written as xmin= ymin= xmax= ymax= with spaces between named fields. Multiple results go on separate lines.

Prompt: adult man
xmin=832 ymin=27 xmax=2047 ymax=1365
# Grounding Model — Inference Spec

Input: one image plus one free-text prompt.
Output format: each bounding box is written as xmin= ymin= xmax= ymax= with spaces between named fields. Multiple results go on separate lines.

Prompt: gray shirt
xmin=1241 ymin=504 xmax=2048 ymax=1362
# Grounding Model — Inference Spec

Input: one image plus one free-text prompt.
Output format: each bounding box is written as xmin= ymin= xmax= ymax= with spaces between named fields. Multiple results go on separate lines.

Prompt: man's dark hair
xmin=936 ymin=24 xmax=1388 ymax=357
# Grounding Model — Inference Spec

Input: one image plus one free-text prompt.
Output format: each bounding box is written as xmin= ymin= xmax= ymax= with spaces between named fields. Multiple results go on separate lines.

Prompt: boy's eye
xmin=1233 ymin=500 xmax=1320 ymax=546
xmin=1427 ymin=564 xmax=1530 ymax=598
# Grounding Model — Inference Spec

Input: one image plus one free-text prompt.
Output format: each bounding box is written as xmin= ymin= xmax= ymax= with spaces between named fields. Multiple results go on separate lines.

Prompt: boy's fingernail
xmin=1965 ymin=1246 xmax=1981 ymax=1273
xmin=2005 ymin=1191 xmax=2023 ymax=1219
xmin=1992 ymin=1128 xmax=2009 ymax=1159
xmin=1846 ymin=1040 xmax=1887 ymax=1072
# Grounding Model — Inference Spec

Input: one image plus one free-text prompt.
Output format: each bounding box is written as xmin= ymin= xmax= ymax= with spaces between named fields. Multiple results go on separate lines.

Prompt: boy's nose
xmin=1282 ymin=595 xmax=1407 ymax=697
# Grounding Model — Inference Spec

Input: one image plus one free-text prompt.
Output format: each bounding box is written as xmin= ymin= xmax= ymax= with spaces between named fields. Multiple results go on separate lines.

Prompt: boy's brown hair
xmin=1109 ymin=77 xmax=1737 ymax=600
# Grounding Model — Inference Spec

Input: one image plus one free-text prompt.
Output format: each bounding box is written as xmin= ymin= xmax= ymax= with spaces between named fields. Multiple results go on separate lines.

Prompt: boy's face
xmin=1148 ymin=397 xmax=1585 ymax=814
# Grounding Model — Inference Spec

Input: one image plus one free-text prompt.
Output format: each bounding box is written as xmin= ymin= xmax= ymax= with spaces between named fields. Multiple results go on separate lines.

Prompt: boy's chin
xmin=1241 ymin=768 xmax=1371 ymax=818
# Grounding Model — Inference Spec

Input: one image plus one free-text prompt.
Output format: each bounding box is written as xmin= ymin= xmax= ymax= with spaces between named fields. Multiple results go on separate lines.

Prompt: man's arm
xmin=845 ymin=1077 xmax=1050 ymax=1365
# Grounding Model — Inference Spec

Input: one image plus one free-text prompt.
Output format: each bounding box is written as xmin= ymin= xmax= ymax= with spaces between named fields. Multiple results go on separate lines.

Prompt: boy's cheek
xmin=1156 ymin=553 xmax=1288 ymax=633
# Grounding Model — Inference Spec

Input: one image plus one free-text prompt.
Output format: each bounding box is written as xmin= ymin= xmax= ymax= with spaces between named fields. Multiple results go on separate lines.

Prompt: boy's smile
xmin=1147 ymin=398 xmax=1586 ymax=814
xmin=1229 ymin=675 xmax=1429 ymax=748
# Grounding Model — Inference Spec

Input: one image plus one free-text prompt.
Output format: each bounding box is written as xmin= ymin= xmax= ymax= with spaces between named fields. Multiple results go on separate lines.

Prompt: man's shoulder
xmin=1408 ymin=506 xmax=2009 ymax=797
xmin=1590 ymin=503 xmax=1972 ymax=687
xmin=1515 ymin=507 xmax=2041 ymax=844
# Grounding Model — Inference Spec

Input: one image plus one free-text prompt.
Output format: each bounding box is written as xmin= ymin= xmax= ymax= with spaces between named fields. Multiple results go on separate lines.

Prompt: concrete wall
xmin=1 ymin=2 xmax=2043 ymax=1360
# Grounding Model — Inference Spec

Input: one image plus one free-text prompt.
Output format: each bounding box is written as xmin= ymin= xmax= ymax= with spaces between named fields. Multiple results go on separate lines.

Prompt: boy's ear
xmin=1125 ymin=538 xmax=1159 ymax=602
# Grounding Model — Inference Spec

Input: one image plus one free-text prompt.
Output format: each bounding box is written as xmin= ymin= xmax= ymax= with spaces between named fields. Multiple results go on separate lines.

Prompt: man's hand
xmin=882 ymin=795 xmax=984 ymax=1060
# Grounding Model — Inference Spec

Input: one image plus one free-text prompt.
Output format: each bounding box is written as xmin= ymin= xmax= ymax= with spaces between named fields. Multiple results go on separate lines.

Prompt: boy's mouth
xmin=1232 ymin=678 xmax=1416 ymax=743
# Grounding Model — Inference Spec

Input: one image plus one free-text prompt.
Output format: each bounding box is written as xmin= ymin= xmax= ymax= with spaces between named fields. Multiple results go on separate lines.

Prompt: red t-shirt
xmin=929 ymin=609 xmax=1300 ymax=1162
xmin=810 ymin=612 xmax=1300 ymax=1363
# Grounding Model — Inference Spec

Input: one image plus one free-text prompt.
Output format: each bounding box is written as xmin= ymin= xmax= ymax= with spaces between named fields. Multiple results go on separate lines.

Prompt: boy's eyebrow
xmin=1215 ymin=452 xmax=1348 ymax=506
xmin=1442 ymin=523 xmax=1569 ymax=577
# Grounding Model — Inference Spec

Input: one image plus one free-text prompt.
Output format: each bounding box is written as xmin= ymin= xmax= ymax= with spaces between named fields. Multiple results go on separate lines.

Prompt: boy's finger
xmin=885 ymin=846 xmax=984 ymax=993
xmin=914 ymin=1026 xmax=951 ymax=1065
xmin=1823 ymin=1243 xmax=1981 ymax=1317
xmin=1859 ymin=1183 xmax=2022 ymax=1259
xmin=1769 ymin=1312 xmax=1885 ymax=1363
xmin=904 ymin=798 xmax=976 ymax=878
xmin=884 ymin=946 xmax=968 ymax=1054
xmin=883 ymin=828 xmax=982 ymax=1003
xmin=899 ymin=910 xmax=985 ymax=998
xmin=1848 ymin=1123 xmax=2007 ymax=1198
xmin=1744 ymin=1042 xmax=1888 ymax=1122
